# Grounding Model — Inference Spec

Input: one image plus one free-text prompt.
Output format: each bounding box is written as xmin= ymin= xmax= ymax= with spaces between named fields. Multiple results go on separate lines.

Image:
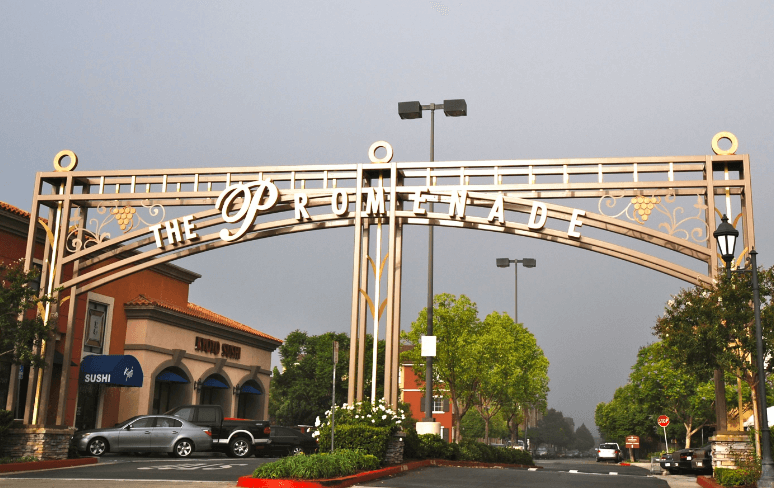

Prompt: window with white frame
xmin=433 ymin=396 xmax=444 ymax=413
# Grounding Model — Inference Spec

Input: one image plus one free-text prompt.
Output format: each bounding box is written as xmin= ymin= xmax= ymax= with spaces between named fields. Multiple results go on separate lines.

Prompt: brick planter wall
xmin=384 ymin=432 xmax=406 ymax=465
xmin=0 ymin=426 xmax=77 ymax=460
xmin=710 ymin=432 xmax=753 ymax=470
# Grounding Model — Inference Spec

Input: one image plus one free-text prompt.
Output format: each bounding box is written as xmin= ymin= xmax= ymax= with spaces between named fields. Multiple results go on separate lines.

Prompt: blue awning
xmin=241 ymin=384 xmax=262 ymax=395
xmin=157 ymin=371 xmax=189 ymax=383
xmin=79 ymin=355 xmax=143 ymax=388
xmin=202 ymin=377 xmax=228 ymax=389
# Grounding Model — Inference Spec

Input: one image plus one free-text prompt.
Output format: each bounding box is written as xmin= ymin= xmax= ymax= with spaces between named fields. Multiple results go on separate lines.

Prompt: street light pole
xmin=496 ymin=257 xmax=536 ymax=324
xmin=399 ymin=99 xmax=467 ymax=426
xmin=714 ymin=216 xmax=773 ymax=486
xmin=751 ymin=250 xmax=774 ymax=487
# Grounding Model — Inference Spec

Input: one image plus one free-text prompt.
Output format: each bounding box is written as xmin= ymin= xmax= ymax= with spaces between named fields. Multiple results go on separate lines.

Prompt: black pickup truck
xmin=165 ymin=405 xmax=271 ymax=458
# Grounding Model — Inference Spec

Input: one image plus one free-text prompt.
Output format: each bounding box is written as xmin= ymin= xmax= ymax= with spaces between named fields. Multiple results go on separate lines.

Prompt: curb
xmin=236 ymin=458 xmax=540 ymax=488
xmin=0 ymin=457 xmax=98 ymax=473
xmin=696 ymin=475 xmax=722 ymax=488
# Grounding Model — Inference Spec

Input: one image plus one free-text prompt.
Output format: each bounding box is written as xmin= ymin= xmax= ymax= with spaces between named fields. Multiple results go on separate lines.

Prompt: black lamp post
xmin=713 ymin=216 xmax=774 ymax=487
xmin=399 ymin=99 xmax=467 ymax=425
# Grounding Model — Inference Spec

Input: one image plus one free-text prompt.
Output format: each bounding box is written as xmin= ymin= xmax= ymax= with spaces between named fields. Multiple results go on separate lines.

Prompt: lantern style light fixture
xmin=713 ymin=214 xmax=739 ymax=272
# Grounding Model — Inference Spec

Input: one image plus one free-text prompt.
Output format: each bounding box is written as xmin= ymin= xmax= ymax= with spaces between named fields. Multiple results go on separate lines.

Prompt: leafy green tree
xmin=475 ymin=312 xmax=549 ymax=445
xmin=654 ymin=266 xmax=774 ymax=453
xmin=595 ymin=383 xmax=655 ymax=446
xmin=459 ymin=409 xmax=509 ymax=441
xmin=573 ymin=423 xmax=595 ymax=452
xmin=629 ymin=342 xmax=715 ymax=448
xmin=532 ymin=408 xmax=575 ymax=450
xmin=0 ymin=259 xmax=55 ymax=367
xmin=402 ymin=293 xmax=482 ymax=443
xmin=269 ymin=330 xmax=385 ymax=426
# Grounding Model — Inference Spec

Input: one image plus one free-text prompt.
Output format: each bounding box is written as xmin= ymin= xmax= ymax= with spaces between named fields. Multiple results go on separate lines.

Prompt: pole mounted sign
xmin=625 ymin=435 xmax=640 ymax=448
xmin=658 ymin=415 xmax=670 ymax=428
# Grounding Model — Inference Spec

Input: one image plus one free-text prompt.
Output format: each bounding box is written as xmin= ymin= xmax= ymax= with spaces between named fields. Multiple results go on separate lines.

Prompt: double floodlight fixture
xmin=398 ymin=99 xmax=467 ymax=119
xmin=497 ymin=257 xmax=536 ymax=268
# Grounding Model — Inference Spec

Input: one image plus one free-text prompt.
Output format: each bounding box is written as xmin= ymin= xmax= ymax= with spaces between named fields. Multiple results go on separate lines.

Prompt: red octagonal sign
xmin=657 ymin=415 xmax=670 ymax=427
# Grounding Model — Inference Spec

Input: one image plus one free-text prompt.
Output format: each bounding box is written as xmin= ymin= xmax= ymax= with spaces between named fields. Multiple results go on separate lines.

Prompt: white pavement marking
xmin=610 ymin=472 xmax=618 ymax=475
xmin=137 ymin=463 xmax=247 ymax=471
xmin=569 ymin=470 xmax=579 ymax=473
xmin=528 ymin=468 xmax=538 ymax=471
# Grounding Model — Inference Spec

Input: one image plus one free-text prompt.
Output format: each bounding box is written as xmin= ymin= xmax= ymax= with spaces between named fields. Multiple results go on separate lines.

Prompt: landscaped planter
xmin=237 ymin=458 xmax=540 ymax=488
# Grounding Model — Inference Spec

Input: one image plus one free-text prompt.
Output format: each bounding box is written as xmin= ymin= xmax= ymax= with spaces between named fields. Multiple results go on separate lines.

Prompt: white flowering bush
xmin=313 ymin=398 xmax=408 ymax=438
xmin=314 ymin=399 xmax=411 ymax=459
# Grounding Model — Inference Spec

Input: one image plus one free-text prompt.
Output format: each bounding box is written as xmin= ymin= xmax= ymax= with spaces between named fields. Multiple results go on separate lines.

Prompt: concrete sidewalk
xmin=629 ymin=462 xmax=700 ymax=488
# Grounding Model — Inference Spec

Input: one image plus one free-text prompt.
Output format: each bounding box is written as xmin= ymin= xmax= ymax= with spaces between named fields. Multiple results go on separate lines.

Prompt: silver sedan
xmin=70 ymin=415 xmax=213 ymax=458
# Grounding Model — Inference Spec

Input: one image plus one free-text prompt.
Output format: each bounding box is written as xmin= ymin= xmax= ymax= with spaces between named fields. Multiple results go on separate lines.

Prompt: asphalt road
xmin=357 ymin=459 xmax=699 ymax=488
xmin=0 ymin=456 xmax=701 ymax=488
xmin=0 ymin=452 xmax=273 ymax=483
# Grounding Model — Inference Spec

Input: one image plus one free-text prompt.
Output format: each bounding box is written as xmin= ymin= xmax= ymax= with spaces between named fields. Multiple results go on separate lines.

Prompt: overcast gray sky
xmin=3 ymin=1 xmax=774 ymax=435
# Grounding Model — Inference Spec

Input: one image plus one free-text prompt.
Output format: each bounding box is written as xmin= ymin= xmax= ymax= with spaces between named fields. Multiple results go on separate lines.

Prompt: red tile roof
xmin=125 ymin=294 xmax=282 ymax=343
xmin=0 ymin=201 xmax=32 ymax=218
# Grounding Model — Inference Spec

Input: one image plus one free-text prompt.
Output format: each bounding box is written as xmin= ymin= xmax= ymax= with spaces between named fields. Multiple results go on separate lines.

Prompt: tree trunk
xmin=484 ymin=417 xmax=490 ymax=444
xmin=684 ymin=419 xmax=693 ymax=449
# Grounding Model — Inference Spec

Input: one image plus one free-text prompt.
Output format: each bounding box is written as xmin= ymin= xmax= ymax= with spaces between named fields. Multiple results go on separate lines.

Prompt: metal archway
xmin=20 ymin=135 xmax=755 ymax=423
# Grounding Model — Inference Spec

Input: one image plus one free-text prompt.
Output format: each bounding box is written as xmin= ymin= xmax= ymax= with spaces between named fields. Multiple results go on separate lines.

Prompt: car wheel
xmin=87 ymin=438 xmax=108 ymax=457
xmin=229 ymin=437 xmax=253 ymax=458
xmin=173 ymin=439 xmax=194 ymax=458
xmin=290 ymin=446 xmax=304 ymax=456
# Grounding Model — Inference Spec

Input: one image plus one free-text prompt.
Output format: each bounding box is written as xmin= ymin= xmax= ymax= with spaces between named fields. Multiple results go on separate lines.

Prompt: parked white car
xmin=596 ymin=442 xmax=622 ymax=462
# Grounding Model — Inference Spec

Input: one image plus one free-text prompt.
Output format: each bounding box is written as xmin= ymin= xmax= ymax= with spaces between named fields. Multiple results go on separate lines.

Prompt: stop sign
xmin=657 ymin=415 xmax=670 ymax=428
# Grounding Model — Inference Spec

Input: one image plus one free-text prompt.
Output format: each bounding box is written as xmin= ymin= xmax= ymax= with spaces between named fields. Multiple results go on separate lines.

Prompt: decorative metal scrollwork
xmin=598 ymin=191 xmax=709 ymax=243
xmin=66 ymin=202 xmax=165 ymax=252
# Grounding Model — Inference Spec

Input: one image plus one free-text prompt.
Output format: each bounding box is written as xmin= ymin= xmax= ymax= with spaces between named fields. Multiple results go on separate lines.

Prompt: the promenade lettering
xmin=149 ymin=180 xmax=585 ymax=248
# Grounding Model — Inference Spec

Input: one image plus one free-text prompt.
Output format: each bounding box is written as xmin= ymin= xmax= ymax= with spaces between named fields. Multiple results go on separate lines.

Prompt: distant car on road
xmin=259 ymin=426 xmax=318 ymax=457
xmin=534 ymin=446 xmax=554 ymax=459
xmin=567 ymin=449 xmax=580 ymax=458
xmin=70 ymin=414 xmax=212 ymax=458
xmin=596 ymin=443 xmax=622 ymax=463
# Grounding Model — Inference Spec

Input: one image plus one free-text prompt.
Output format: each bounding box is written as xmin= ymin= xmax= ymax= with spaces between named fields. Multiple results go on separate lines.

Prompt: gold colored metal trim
xmin=53 ymin=150 xmax=78 ymax=172
xmin=712 ymin=132 xmax=738 ymax=155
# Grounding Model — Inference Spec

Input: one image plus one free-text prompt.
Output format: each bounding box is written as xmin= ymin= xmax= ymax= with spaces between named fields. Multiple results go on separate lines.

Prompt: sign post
xmin=658 ymin=415 xmax=670 ymax=452
xmin=625 ymin=435 xmax=640 ymax=462
xmin=332 ymin=341 xmax=339 ymax=452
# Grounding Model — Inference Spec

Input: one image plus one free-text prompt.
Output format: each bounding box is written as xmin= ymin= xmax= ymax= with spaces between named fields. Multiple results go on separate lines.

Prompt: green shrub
xmin=714 ymin=467 xmax=754 ymax=487
xmin=402 ymin=431 xmax=533 ymax=465
xmin=0 ymin=410 xmax=14 ymax=441
xmin=403 ymin=427 xmax=423 ymax=459
xmin=252 ymin=449 xmax=380 ymax=479
xmin=0 ymin=456 xmax=38 ymax=465
xmin=317 ymin=424 xmax=390 ymax=459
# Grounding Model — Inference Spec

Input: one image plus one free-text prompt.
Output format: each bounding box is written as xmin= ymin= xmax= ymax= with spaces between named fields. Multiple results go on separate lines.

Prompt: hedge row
xmin=252 ymin=449 xmax=379 ymax=479
xmin=404 ymin=431 xmax=533 ymax=465
xmin=317 ymin=424 xmax=391 ymax=459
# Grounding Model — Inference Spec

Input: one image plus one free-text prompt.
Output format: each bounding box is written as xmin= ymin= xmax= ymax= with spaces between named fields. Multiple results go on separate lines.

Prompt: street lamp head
xmin=496 ymin=258 xmax=511 ymax=268
xmin=713 ymin=214 xmax=739 ymax=266
xmin=522 ymin=258 xmax=537 ymax=268
xmin=398 ymin=101 xmax=423 ymax=119
xmin=443 ymin=99 xmax=467 ymax=117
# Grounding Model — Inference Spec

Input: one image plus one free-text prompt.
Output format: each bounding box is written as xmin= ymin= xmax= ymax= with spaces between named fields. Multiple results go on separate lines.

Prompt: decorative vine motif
xmin=66 ymin=202 xmax=165 ymax=252
xmin=598 ymin=191 xmax=709 ymax=243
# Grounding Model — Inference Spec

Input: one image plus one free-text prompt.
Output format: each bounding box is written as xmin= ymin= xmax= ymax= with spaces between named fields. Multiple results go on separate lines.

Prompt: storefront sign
xmin=195 ymin=336 xmax=241 ymax=360
xmin=148 ymin=181 xmax=586 ymax=248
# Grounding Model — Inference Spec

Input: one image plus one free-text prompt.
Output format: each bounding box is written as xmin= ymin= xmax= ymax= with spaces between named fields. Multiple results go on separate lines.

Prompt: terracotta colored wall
xmin=401 ymin=365 xmax=454 ymax=433
xmin=56 ymin=265 xmax=192 ymax=428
